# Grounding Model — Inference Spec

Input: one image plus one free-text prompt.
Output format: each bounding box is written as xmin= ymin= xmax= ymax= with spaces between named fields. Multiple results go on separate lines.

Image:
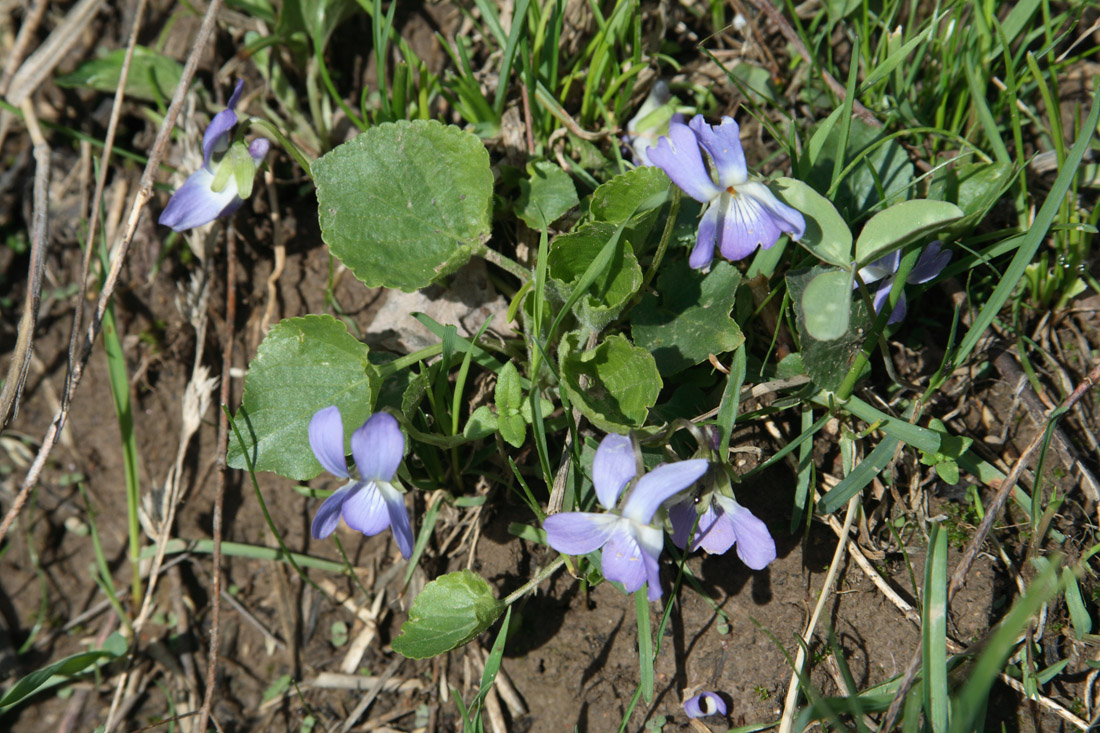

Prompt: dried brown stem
xmin=0 ymin=0 xmax=225 ymax=555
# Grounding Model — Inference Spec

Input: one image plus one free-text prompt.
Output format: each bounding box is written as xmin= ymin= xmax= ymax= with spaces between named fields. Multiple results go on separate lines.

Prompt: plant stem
xmin=475 ymin=243 xmax=530 ymax=282
xmin=246 ymin=117 xmax=316 ymax=178
xmin=377 ymin=343 xmax=444 ymax=377
xmin=503 ymin=554 xmax=566 ymax=605
xmin=640 ymin=187 xmax=681 ymax=293
xmin=835 ymin=246 xmax=921 ymax=400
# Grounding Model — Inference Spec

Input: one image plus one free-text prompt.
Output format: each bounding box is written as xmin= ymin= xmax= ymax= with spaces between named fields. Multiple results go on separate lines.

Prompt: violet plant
xmin=159 ymin=80 xmax=270 ymax=232
xmin=215 ymin=35 xmax=1020 ymax=725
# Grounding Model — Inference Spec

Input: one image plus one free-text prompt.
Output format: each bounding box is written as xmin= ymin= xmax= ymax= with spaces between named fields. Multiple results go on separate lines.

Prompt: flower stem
xmin=475 ymin=244 xmax=530 ymax=282
xmin=246 ymin=117 xmax=316 ymax=179
xmin=377 ymin=343 xmax=444 ymax=377
xmin=835 ymin=246 xmax=921 ymax=401
xmin=641 ymin=187 xmax=681 ymax=293
xmin=503 ymin=554 xmax=566 ymax=606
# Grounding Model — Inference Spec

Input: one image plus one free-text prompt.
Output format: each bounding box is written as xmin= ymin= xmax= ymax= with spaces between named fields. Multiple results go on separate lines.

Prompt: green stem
xmin=246 ymin=117 xmax=317 ymax=178
xmin=640 ymin=187 xmax=681 ymax=293
xmin=503 ymin=555 xmax=566 ymax=605
xmin=377 ymin=343 xmax=444 ymax=378
xmin=835 ymin=246 xmax=921 ymax=400
xmin=475 ymin=244 xmax=530 ymax=282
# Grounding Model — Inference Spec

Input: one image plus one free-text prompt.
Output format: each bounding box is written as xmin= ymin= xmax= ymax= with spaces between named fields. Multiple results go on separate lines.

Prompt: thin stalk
xmin=503 ymin=555 xmax=566 ymax=605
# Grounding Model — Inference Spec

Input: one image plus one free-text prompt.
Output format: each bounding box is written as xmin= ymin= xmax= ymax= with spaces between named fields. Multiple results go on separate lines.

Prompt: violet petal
xmin=309 ymin=406 xmax=350 ymax=478
xmin=688 ymin=203 xmax=720 ymax=270
xmin=311 ymin=484 xmax=355 ymax=539
xmin=351 ymin=412 xmax=404 ymax=481
xmin=725 ymin=501 xmax=776 ymax=569
xmin=158 ymin=167 xmax=241 ymax=232
xmin=592 ymin=433 xmax=636 ymax=509
xmin=340 ymin=482 xmax=390 ymax=535
xmin=543 ymin=512 xmax=619 ymax=555
xmin=379 ymin=482 xmax=414 ymax=558
xmin=689 ymin=115 xmax=747 ymax=187
xmin=622 ymin=459 xmax=709 ymax=524
xmin=601 ymin=522 xmax=649 ymax=593
xmin=684 ymin=691 xmax=727 ymax=718
xmin=648 ymin=122 xmax=722 ymax=203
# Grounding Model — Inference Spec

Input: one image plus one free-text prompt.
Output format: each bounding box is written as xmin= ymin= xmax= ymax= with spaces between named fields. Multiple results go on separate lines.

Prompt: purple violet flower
xmin=308 ymin=406 xmax=413 ymax=558
xmin=684 ymin=691 xmax=727 ymax=718
xmin=669 ymin=494 xmax=776 ymax=570
xmin=543 ymin=434 xmax=708 ymax=600
xmin=648 ymin=115 xmax=805 ymax=269
xmin=623 ymin=81 xmax=683 ymax=167
xmin=857 ymin=240 xmax=952 ymax=325
xmin=159 ymin=80 xmax=271 ymax=232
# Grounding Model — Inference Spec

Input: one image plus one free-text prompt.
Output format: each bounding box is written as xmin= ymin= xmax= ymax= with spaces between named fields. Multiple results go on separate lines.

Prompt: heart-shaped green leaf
xmin=314 ymin=120 xmax=493 ymax=292
xmin=855 ymin=200 xmax=963 ymax=265
xmin=227 ymin=315 xmax=380 ymax=480
xmin=559 ymin=333 xmax=661 ymax=432
xmin=391 ymin=570 xmax=505 ymax=659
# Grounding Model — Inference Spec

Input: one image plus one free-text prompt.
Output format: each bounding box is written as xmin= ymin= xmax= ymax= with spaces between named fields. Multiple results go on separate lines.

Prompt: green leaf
xmin=498 ymin=414 xmax=526 ymax=448
xmin=804 ymin=118 xmax=915 ymax=217
xmin=787 ymin=267 xmax=872 ymax=391
xmin=495 ymin=361 xmax=523 ymax=416
xmin=933 ymin=460 xmax=960 ymax=485
xmin=589 ymin=166 xmax=671 ymax=224
xmin=547 ymin=221 xmax=642 ymax=331
xmin=515 ymin=161 xmax=578 ymax=229
xmin=463 ymin=405 xmax=498 ymax=440
xmin=773 ymin=177 xmax=852 ymax=267
xmin=314 ymin=120 xmax=493 ymax=292
xmin=928 ymin=162 xmax=1016 ymax=240
xmin=55 ymin=46 xmax=183 ymax=103
xmin=227 ymin=315 xmax=381 ymax=480
xmin=631 ymin=259 xmax=744 ymax=375
xmin=1063 ymin=568 xmax=1092 ymax=640
xmin=0 ymin=648 xmax=118 ymax=711
xmin=922 ymin=524 xmax=949 ymax=733
xmin=800 ymin=268 xmax=854 ymax=341
xmin=391 ymin=570 xmax=505 ymax=659
xmin=559 ymin=333 xmax=662 ymax=433
xmin=855 ymin=200 xmax=964 ymax=265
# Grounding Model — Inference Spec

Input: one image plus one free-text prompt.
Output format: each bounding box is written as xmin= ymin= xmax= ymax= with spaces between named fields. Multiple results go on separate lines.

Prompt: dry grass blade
xmin=0 ymin=100 xmax=49 ymax=430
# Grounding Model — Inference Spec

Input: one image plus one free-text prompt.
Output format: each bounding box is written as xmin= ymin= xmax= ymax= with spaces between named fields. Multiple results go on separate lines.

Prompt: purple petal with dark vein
xmin=340 ymin=482 xmax=390 ymax=535
xmin=908 ymin=240 xmax=952 ymax=284
xmin=648 ymin=122 xmax=721 ymax=203
xmin=379 ymin=483 xmax=414 ymax=558
xmin=592 ymin=433 xmax=636 ymax=509
xmin=351 ymin=412 xmax=404 ymax=481
xmin=309 ymin=405 xmax=349 ymax=478
xmin=622 ymin=459 xmax=709 ymax=523
xmin=543 ymin=512 xmax=619 ymax=555
xmin=688 ymin=203 xmax=719 ymax=270
xmin=158 ymin=167 xmax=241 ymax=232
xmin=726 ymin=502 xmax=776 ymax=569
xmin=716 ymin=193 xmax=782 ymax=261
xmin=736 ymin=181 xmax=806 ymax=241
xmin=689 ymin=115 xmax=747 ymax=187
xmin=311 ymin=484 xmax=354 ymax=539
